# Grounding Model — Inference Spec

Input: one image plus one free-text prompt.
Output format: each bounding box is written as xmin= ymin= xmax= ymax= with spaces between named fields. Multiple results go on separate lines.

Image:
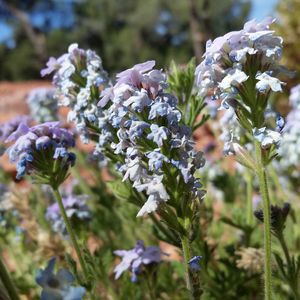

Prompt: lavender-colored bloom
xmin=46 ymin=194 xmax=90 ymax=234
xmin=188 ymin=256 xmax=202 ymax=271
xmin=36 ymin=257 xmax=86 ymax=300
xmin=195 ymin=17 xmax=284 ymax=109
xmin=0 ymin=115 xmax=31 ymax=144
xmin=92 ymin=60 xmax=206 ymax=216
xmin=6 ymin=122 xmax=75 ymax=180
xmin=114 ymin=240 xmax=162 ymax=282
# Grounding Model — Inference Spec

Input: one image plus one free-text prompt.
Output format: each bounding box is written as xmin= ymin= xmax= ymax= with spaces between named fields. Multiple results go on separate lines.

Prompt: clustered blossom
xmin=114 ymin=240 xmax=163 ymax=282
xmin=195 ymin=18 xmax=285 ymax=151
xmin=27 ymin=87 xmax=58 ymax=122
xmin=278 ymin=84 xmax=300 ymax=169
xmin=5 ymin=122 xmax=75 ymax=180
xmin=96 ymin=61 xmax=206 ymax=216
xmin=36 ymin=257 xmax=86 ymax=300
xmin=195 ymin=17 xmax=284 ymax=108
xmin=41 ymin=43 xmax=109 ymax=143
xmin=46 ymin=193 xmax=90 ymax=234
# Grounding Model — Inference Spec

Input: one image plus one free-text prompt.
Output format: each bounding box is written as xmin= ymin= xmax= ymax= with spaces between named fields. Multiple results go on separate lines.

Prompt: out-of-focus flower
xmin=114 ymin=240 xmax=163 ymax=282
xmin=188 ymin=256 xmax=202 ymax=271
xmin=46 ymin=193 xmax=90 ymax=234
xmin=36 ymin=257 xmax=86 ymax=300
xmin=236 ymin=247 xmax=264 ymax=274
xmin=0 ymin=115 xmax=31 ymax=144
xmin=27 ymin=87 xmax=58 ymax=122
xmin=6 ymin=122 xmax=75 ymax=183
xmin=278 ymin=84 xmax=300 ymax=170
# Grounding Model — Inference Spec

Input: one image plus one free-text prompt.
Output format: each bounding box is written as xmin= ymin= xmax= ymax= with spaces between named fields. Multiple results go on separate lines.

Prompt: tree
xmin=0 ymin=0 xmax=251 ymax=80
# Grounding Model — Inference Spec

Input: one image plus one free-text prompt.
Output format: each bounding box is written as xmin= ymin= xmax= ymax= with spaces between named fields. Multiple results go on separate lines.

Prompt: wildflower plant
xmin=1 ymin=15 xmax=300 ymax=300
xmin=195 ymin=17 xmax=287 ymax=300
xmin=4 ymin=121 xmax=91 ymax=292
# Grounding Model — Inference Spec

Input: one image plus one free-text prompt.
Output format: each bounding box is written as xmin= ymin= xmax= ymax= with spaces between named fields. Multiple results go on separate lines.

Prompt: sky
xmin=249 ymin=0 xmax=278 ymax=19
xmin=0 ymin=0 xmax=279 ymax=45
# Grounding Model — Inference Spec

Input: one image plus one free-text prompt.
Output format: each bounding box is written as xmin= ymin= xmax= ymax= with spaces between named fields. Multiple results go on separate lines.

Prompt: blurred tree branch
xmin=2 ymin=1 xmax=47 ymax=61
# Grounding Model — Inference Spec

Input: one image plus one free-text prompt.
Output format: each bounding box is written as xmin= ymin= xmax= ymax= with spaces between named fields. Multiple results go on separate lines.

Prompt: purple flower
xmin=116 ymin=60 xmax=156 ymax=88
xmin=6 ymin=122 xmax=75 ymax=182
xmin=114 ymin=240 xmax=163 ymax=282
xmin=46 ymin=194 xmax=90 ymax=234
xmin=0 ymin=115 xmax=31 ymax=144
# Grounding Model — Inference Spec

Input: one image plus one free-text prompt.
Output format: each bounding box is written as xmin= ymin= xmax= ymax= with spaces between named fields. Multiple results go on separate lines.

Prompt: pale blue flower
xmin=253 ymin=127 xmax=281 ymax=148
xmin=147 ymin=124 xmax=169 ymax=147
xmin=36 ymin=257 xmax=86 ymax=300
xmin=255 ymin=72 xmax=284 ymax=93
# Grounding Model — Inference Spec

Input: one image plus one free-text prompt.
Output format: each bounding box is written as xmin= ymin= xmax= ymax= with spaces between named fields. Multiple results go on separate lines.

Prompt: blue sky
xmin=249 ymin=0 xmax=278 ymax=19
xmin=0 ymin=0 xmax=279 ymax=45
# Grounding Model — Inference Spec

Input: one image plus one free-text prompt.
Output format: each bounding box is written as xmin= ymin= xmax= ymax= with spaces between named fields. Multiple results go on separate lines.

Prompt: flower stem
xmin=254 ymin=141 xmax=272 ymax=300
xmin=52 ymin=188 xmax=90 ymax=281
xmin=0 ymin=254 xmax=20 ymax=300
xmin=181 ymin=235 xmax=194 ymax=300
xmin=246 ymin=171 xmax=253 ymax=226
xmin=181 ymin=232 xmax=201 ymax=300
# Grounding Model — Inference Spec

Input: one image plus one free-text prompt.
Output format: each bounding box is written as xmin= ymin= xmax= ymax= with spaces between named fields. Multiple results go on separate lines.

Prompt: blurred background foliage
xmin=0 ymin=0 xmax=251 ymax=80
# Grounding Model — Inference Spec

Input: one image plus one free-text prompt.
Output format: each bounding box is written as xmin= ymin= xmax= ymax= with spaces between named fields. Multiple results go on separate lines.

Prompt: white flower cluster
xmin=195 ymin=17 xmax=284 ymax=109
xmin=41 ymin=43 xmax=109 ymax=143
xmin=96 ymin=61 xmax=206 ymax=217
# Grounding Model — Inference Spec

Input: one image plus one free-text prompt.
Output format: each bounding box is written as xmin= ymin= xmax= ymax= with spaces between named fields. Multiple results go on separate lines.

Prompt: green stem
xmin=181 ymin=236 xmax=196 ymax=300
xmin=0 ymin=255 xmax=20 ymax=300
xmin=254 ymin=141 xmax=272 ymax=300
xmin=52 ymin=188 xmax=90 ymax=281
xmin=246 ymin=171 xmax=253 ymax=226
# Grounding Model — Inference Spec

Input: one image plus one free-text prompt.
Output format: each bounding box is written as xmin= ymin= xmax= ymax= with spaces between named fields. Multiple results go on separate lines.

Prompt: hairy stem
xmin=181 ymin=233 xmax=201 ymax=300
xmin=52 ymin=188 xmax=90 ymax=281
xmin=246 ymin=171 xmax=253 ymax=226
xmin=255 ymin=141 xmax=272 ymax=300
xmin=0 ymin=254 xmax=20 ymax=300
